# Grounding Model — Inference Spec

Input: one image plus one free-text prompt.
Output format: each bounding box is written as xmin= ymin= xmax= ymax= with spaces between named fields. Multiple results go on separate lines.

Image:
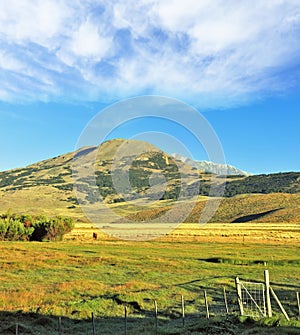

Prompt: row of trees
xmin=0 ymin=212 xmax=74 ymax=241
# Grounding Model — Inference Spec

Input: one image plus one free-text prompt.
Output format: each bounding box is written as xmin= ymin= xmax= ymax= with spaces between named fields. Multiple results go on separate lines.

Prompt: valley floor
xmin=67 ymin=221 xmax=300 ymax=244
xmin=0 ymin=222 xmax=299 ymax=334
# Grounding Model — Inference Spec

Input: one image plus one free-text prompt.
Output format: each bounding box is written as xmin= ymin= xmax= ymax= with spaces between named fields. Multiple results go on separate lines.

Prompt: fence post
xmin=235 ymin=277 xmax=244 ymax=316
xmin=154 ymin=300 xmax=158 ymax=335
xmin=181 ymin=295 xmax=185 ymax=327
xmin=124 ymin=306 xmax=128 ymax=335
xmin=58 ymin=317 xmax=62 ymax=335
xmin=296 ymin=292 xmax=300 ymax=320
xmin=15 ymin=323 xmax=18 ymax=335
xmin=223 ymin=287 xmax=229 ymax=314
xmin=204 ymin=290 xmax=210 ymax=319
xmin=264 ymin=270 xmax=272 ymax=317
xmin=270 ymin=287 xmax=290 ymax=321
xmin=92 ymin=312 xmax=96 ymax=335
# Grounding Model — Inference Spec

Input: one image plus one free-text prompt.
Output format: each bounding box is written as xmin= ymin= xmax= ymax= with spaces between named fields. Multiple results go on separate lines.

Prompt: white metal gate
xmin=240 ymin=281 xmax=266 ymax=317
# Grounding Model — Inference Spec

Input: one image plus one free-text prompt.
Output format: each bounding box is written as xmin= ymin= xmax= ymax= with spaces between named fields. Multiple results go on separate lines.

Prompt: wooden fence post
xmin=296 ymin=292 xmax=300 ymax=320
xmin=58 ymin=317 xmax=62 ymax=335
xmin=124 ymin=306 xmax=128 ymax=335
xmin=270 ymin=287 xmax=290 ymax=321
xmin=92 ymin=312 xmax=96 ymax=335
xmin=154 ymin=300 xmax=158 ymax=335
xmin=264 ymin=270 xmax=272 ymax=317
xmin=204 ymin=290 xmax=210 ymax=319
xmin=15 ymin=323 xmax=19 ymax=335
xmin=235 ymin=277 xmax=244 ymax=316
xmin=181 ymin=295 xmax=185 ymax=327
xmin=223 ymin=287 xmax=229 ymax=314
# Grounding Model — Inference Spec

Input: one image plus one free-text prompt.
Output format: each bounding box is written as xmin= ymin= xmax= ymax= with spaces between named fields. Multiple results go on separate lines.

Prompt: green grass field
xmin=0 ymin=223 xmax=300 ymax=334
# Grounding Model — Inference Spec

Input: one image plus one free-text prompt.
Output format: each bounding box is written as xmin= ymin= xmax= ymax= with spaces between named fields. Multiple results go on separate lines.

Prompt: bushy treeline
xmin=0 ymin=212 xmax=74 ymax=241
xmin=223 ymin=172 xmax=300 ymax=197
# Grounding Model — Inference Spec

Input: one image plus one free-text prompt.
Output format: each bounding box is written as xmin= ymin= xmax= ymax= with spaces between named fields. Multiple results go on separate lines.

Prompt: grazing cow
xmin=93 ymin=232 xmax=98 ymax=240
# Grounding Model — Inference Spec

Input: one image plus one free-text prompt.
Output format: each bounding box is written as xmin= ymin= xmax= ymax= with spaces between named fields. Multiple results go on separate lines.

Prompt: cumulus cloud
xmin=0 ymin=0 xmax=300 ymax=107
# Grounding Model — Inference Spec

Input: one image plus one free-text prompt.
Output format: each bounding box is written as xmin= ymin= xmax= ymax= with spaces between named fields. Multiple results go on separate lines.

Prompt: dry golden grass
xmin=64 ymin=221 xmax=300 ymax=245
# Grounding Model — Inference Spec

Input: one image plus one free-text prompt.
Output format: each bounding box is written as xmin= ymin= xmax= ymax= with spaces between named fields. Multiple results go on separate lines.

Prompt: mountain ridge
xmin=171 ymin=153 xmax=249 ymax=175
xmin=0 ymin=138 xmax=299 ymax=223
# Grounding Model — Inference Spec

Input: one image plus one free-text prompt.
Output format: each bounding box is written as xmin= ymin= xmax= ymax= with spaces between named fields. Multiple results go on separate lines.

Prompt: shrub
xmin=30 ymin=216 xmax=74 ymax=242
xmin=0 ymin=217 xmax=34 ymax=241
xmin=0 ymin=212 xmax=74 ymax=242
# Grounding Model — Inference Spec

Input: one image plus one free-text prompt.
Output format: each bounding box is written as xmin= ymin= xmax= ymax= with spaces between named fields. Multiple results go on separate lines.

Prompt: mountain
xmin=171 ymin=153 xmax=249 ymax=175
xmin=0 ymin=138 xmax=299 ymax=223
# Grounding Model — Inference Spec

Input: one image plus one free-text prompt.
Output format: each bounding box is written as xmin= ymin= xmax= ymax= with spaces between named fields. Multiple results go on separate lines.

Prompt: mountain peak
xmin=171 ymin=153 xmax=249 ymax=175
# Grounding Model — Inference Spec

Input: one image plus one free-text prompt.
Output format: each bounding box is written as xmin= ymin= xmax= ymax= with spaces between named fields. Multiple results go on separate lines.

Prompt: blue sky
xmin=0 ymin=0 xmax=299 ymax=174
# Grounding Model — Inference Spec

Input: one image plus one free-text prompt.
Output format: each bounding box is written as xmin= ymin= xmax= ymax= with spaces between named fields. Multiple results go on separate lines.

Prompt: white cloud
xmin=0 ymin=0 xmax=300 ymax=108
xmin=69 ymin=20 xmax=112 ymax=61
xmin=0 ymin=51 xmax=23 ymax=72
xmin=0 ymin=0 xmax=72 ymax=47
xmin=153 ymin=0 xmax=213 ymax=32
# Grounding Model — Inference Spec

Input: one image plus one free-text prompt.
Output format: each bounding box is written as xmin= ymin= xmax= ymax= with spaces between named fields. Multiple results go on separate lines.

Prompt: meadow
xmin=0 ymin=222 xmax=300 ymax=334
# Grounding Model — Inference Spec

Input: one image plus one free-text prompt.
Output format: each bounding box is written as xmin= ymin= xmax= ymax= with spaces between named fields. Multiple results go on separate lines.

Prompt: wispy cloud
xmin=0 ymin=0 xmax=300 ymax=108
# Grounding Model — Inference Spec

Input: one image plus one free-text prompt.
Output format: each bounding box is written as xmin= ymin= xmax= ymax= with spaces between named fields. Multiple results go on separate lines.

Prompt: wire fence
xmin=1 ymin=271 xmax=299 ymax=334
xmin=5 ymin=284 xmax=300 ymax=335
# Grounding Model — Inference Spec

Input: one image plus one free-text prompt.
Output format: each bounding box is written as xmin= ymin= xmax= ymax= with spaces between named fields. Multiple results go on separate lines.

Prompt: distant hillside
xmin=222 ymin=172 xmax=300 ymax=196
xmin=123 ymin=193 xmax=300 ymax=224
xmin=0 ymin=138 xmax=299 ymax=223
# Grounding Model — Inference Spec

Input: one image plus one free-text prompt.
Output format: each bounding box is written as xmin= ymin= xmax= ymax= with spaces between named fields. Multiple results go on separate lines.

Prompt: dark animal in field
xmin=93 ymin=232 xmax=98 ymax=240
